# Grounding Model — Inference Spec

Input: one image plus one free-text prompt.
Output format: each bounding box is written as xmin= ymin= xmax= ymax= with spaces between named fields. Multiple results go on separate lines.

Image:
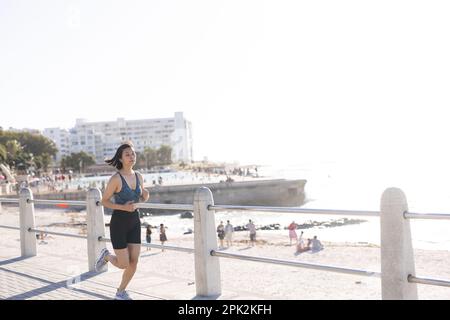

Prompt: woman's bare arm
xmin=137 ymin=172 xmax=150 ymax=202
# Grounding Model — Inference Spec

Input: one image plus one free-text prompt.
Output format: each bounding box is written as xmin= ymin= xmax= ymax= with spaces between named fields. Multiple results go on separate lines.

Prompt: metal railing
xmin=2 ymin=187 xmax=450 ymax=298
xmin=0 ymin=193 xmax=194 ymax=254
xmin=210 ymin=204 xmax=380 ymax=217
xmin=30 ymin=199 xmax=87 ymax=206
xmin=98 ymin=236 xmax=195 ymax=253
xmin=408 ymin=275 xmax=450 ymax=288
xmin=0 ymin=198 xmax=20 ymax=204
xmin=136 ymin=203 xmax=194 ymax=211
xmin=0 ymin=224 xmax=20 ymax=231
xmin=211 ymin=250 xmax=381 ymax=277
xmin=28 ymin=227 xmax=88 ymax=240
xmin=404 ymin=212 xmax=450 ymax=220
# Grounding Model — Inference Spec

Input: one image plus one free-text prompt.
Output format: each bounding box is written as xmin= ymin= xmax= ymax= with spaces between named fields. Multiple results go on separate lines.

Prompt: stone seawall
xmin=148 ymin=179 xmax=306 ymax=207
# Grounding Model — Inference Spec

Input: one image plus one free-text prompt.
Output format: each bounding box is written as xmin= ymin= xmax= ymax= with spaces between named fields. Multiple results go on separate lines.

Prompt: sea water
xmin=255 ymin=160 xmax=450 ymax=250
xmin=141 ymin=160 xmax=450 ymax=250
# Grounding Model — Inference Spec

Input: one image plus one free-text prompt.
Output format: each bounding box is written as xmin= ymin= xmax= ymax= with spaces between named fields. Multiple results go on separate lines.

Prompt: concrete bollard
xmin=194 ymin=187 xmax=221 ymax=297
xmin=86 ymin=188 xmax=107 ymax=272
xmin=380 ymin=187 xmax=418 ymax=299
xmin=19 ymin=188 xmax=37 ymax=257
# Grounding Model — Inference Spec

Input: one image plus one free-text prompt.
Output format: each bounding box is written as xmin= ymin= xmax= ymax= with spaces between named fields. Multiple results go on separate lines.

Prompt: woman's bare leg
xmin=117 ymin=244 xmax=141 ymax=292
xmin=106 ymin=248 xmax=129 ymax=269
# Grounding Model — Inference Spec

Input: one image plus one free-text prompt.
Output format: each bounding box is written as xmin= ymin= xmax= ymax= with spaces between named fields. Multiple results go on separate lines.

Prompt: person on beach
xmin=246 ymin=219 xmax=256 ymax=246
xmin=145 ymin=225 xmax=152 ymax=251
xmin=288 ymin=221 xmax=298 ymax=245
xmin=297 ymin=231 xmax=304 ymax=248
xmin=296 ymin=236 xmax=311 ymax=254
xmin=311 ymin=235 xmax=324 ymax=252
xmin=159 ymin=223 xmax=167 ymax=251
xmin=94 ymin=143 xmax=150 ymax=300
xmin=37 ymin=231 xmax=49 ymax=245
xmin=217 ymin=221 xmax=225 ymax=248
xmin=224 ymin=220 xmax=234 ymax=247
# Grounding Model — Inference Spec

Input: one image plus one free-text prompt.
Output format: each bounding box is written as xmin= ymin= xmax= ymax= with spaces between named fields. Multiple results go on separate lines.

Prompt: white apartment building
xmin=43 ymin=112 xmax=193 ymax=164
xmin=42 ymin=127 xmax=71 ymax=162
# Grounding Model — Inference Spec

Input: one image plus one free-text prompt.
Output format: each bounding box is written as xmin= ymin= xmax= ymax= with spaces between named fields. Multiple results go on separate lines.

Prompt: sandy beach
xmin=1 ymin=206 xmax=450 ymax=300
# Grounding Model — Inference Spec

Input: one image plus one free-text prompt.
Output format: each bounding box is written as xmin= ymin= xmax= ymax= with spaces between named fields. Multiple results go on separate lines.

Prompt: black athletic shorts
xmin=110 ymin=209 xmax=141 ymax=249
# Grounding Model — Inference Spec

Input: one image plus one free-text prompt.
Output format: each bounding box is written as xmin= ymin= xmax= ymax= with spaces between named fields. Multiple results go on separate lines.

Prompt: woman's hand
xmin=122 ymin=201 xmax=137 ymax=212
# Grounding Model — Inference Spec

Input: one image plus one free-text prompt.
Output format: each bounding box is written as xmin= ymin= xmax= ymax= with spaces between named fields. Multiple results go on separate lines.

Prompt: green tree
xmin=0 ymin=131 xmax=57 ymax=170
xmin=5 ymin=140 xmax=21 ymax=157
xmin=5 ymin=140 xmax=23 ymax=167
xmin=34 ymin=153 xmax=52 ymax=172
xmin=156 ymin=145 xmax=172 ymax=165
xmin=144 ymin=147 xmax=158 ymax=168
xmin=135 ymin=147 xmax=158 ymax=169
xmin=135 ymin=152 xmax=146 ymax=169
xmin=63 ymin=152 xmax=96 ymax=173
xmin=0 ymin=144 xmax=6 ymax=163
xmin=60 ymin=156 xmax=67 ymax=173
xmin=20 ymin=132 xmax=57 ymax=158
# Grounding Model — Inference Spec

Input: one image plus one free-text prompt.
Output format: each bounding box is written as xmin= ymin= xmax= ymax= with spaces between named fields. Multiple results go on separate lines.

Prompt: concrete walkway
xmin=0 ymin=247 xmax=164 ymax=300
xmin=0 ymin=241 xmax=267 ymax=300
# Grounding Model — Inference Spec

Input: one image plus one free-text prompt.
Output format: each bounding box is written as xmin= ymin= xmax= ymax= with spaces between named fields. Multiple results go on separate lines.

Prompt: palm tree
xmin=0 ymin=144 xmax=6 ymax=163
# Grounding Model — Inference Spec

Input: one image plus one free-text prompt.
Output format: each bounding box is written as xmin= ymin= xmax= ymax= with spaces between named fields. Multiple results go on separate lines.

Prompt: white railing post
xmin=194 ymin=187 xmax=221 ymax=297
xmin=19 ymin=188 xmax=37 ymax=257
xmin=380 ymin=187 xmax=418 ymax=299
xmin=86 ymin=188 xmax=107 ymax=272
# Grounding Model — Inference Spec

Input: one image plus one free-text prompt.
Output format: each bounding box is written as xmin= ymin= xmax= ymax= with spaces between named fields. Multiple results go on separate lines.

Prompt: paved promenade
xmin=1 ymin=246 xmax=168 ymax=300
xmin=0 ymin=229 xmax=267 ymax=300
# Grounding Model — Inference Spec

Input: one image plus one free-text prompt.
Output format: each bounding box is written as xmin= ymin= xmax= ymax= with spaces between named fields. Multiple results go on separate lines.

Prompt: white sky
xmin=1 ymin=0 xmax=450 ymax=168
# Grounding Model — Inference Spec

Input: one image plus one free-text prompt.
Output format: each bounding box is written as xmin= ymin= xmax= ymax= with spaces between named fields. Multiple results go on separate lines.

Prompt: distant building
xmin=42 ymin=127 xmax=71 ymax=162
xmin=43 ymin=112 xmax=193 ymax=164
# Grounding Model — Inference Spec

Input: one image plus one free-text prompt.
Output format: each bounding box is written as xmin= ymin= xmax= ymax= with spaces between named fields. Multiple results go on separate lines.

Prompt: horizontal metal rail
xmin=0 ymin=224 xmax=20 ymax=230
xmin=6 ymin=197 xmax=450 ymax=220
xmin=30 ymin=199 xmax=87 ymax=206
xmin=0 ymin=198 xmax=20 ymax=204
xmin=408 ymin=275 xmax=450 ymax=287
xmin=98 ymin=236 xmax=195 ymax=253
xmin=135 ymin=203 xmax=194 ymax=211
xmin=209 ymin=205 xmax=380 ymax=217
xmin=211 ymin=250 xmax=381 ymax=277
xmin=1 ymin=198 xmax=194 ymax=211
xmin=28 ymin=228 xmax=88 ymax=240
xmin=404 ymin=212 xmax=450 ymax=220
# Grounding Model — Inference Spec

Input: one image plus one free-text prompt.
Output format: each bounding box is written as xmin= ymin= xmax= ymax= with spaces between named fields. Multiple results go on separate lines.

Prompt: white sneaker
xmin=115 ymin=290 xmax=132 ymax=300
xmin=95 ymin=248 xmax=110 ymax=272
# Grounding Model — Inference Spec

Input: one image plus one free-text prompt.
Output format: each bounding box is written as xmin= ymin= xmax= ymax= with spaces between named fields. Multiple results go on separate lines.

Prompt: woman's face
xmin=121 ymin=147 xmax=136 ymax=167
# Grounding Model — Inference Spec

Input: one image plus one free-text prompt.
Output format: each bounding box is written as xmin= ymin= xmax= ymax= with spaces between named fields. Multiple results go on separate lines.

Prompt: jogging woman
xmin=94 ymin=143 xmax=150 ymax=300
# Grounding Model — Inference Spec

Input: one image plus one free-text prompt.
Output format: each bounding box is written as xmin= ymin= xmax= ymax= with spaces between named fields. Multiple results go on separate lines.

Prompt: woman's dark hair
xmin=105 ymin=143 xmax=134 ymax=170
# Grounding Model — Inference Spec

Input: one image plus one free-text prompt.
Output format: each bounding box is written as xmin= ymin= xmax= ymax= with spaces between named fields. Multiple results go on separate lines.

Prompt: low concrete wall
xmin=2 ymin=179 xmax=307 ymax=213
xmin=148 ymin=179 xmax=306 ymax=207
xmin=33 ymin=191 xmax=87 ymax=201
